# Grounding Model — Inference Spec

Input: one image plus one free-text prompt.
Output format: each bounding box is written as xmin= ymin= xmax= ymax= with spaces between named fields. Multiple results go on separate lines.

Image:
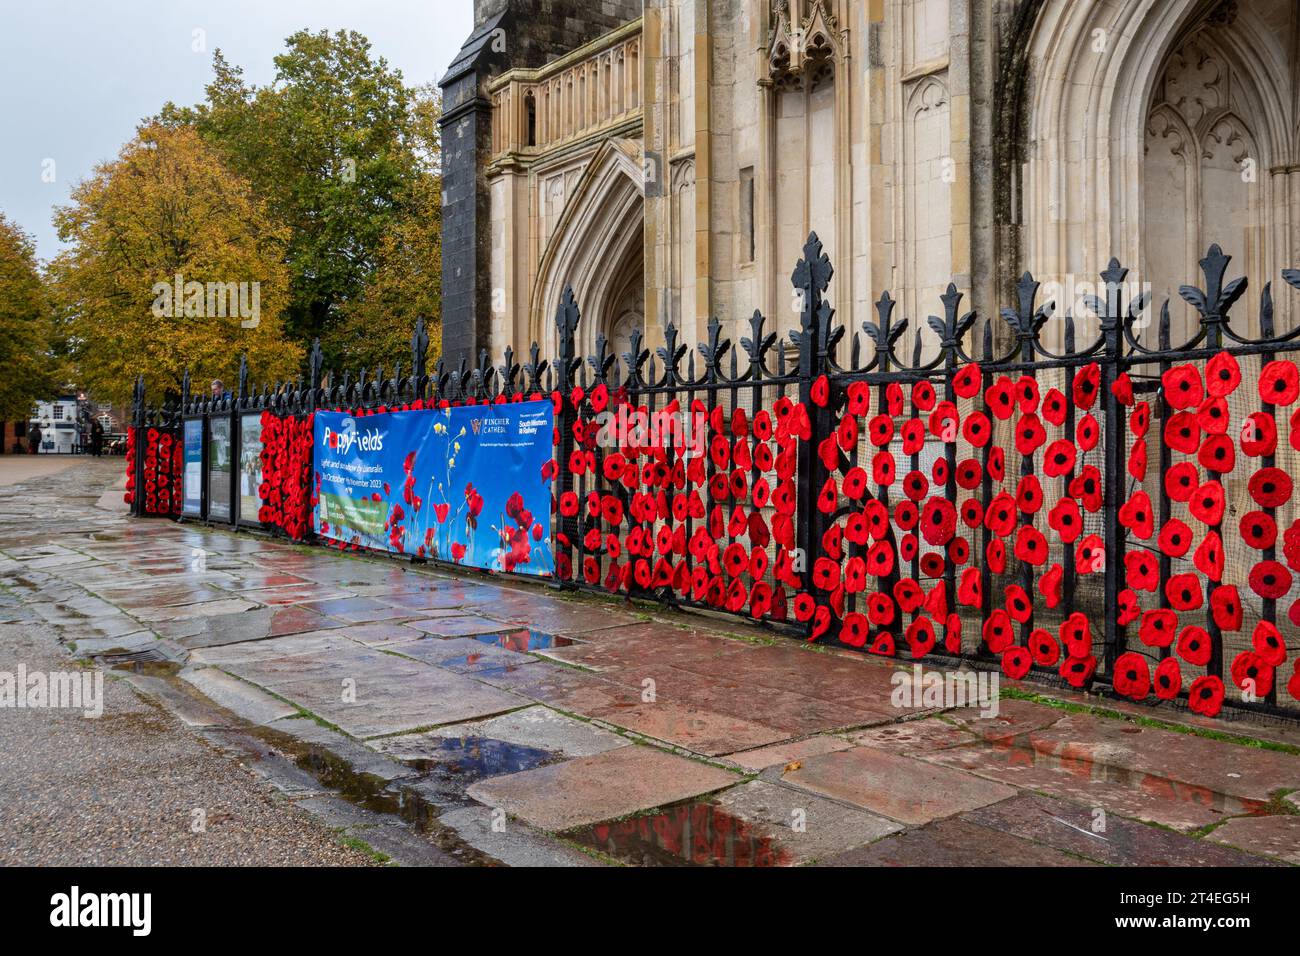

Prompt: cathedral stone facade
xmin=439 ymin=0 xmax=1300 ymax=366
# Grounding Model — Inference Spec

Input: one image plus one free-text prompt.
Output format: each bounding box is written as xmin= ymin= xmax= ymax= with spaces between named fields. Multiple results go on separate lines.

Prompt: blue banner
xmin=312 ymin=402 xmax=554 ymax=576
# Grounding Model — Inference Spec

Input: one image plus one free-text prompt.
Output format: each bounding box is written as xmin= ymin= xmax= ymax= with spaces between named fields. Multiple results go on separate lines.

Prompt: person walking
xmin=27 ymin=422 xmax=42 ymax=455
xmin=90 ymin=419 xmax=104 ymax=457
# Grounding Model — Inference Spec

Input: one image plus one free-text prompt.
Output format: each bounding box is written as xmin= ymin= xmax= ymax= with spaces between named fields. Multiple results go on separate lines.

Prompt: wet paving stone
xmin=388 ymin=637 xmax=540 ymax=676
xmin=170 ymin=606 xmax=342 ymax=648
xmin=921 ymin=739 xmax=1260 ymax=832
xmin=966 ymin=793 xmax=1280 ymax=866
xmin=1208 ymin=815 xmax=1300 ymax=865
xmin=782 ymin=746 xmax=1018 ymax=825
xmin=725 ymin=735 xmax=856 ymax=772
xmin=382 ymin=705 xmax=630 ymax=760
xmin=566 ymin=798 xmax=798 ymax=866
xmin=1023 ymin=713 xmax=1300 ymax=802
xmin=587 ymin=698 xmax=791 ymax=756
xmin=300 ymin=596 xmax=416 ymax=623
xmin=847 ymin=717 xmax=977 ymax=754
xmin=334 ymin=622 xmax=426 ymax=647
xmin=403 ymin=614 xmax=518 ymax=637
xmin=466 ymin=745 xmax=741 ymax=832
xmin=818 ymin=817 xmax=1098 ymax=867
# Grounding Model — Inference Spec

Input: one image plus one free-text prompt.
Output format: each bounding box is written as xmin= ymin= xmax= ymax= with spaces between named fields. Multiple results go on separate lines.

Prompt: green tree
xmin=0 ymin=214 xmax=58 ymax=420
xmin=161 ymin=31 xmax=435 ymax=354
xmin=48 ymin=123 xmax=300 ymax=404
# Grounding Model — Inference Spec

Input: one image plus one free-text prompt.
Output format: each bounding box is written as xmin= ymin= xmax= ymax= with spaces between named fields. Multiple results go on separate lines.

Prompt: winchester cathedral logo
xmin=470 ymin=418 xmax=482 ymax=436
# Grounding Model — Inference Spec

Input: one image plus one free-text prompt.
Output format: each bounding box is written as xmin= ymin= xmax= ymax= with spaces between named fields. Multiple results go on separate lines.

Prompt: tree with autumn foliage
xmin=160 ymin=32 xmax=442 ymax=364
xmin=0 ymin=214 xmax=59 ymax=420
xmin=48 ymin=123 xmax=301 ymax=404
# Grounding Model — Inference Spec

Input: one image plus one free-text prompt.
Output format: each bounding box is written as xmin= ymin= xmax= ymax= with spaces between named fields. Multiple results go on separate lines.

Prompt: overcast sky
xmin=0 ymin=0 xmax=474 ymax=262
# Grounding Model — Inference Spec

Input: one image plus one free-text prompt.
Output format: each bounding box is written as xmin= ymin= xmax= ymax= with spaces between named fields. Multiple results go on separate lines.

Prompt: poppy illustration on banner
xmin=312 ymin=402 xmax=554 ymax=575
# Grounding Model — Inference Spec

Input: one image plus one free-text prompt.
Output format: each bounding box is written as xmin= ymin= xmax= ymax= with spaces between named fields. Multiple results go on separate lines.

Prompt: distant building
xmin=31 ymin=396 xmax=84 ymax=454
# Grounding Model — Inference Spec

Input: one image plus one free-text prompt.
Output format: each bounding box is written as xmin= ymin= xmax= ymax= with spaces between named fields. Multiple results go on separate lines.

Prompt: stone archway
xmin=531 ymin=139 xmax=645 ymax=361
xmin=1016 ymin=0 xmax=1297 ymax=344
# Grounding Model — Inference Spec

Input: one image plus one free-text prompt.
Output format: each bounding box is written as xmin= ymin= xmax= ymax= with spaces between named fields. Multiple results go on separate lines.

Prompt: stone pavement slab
xmin=782 ymin=745 xmax=1017 ymax=825
xmin=922 ymin=740 xmax=1256 ymax=832
xmin=966 ymin=793 xmax=1278 ymax=866
xmin=411 ymin=705 xmax=631 ymax=758
xmin=438 ymin=805 xmax=600 ymax=866
xmin=180 ymin=666 xmax=299 ymax=725
xmin=847 ymin=717 xmax=977 ymax=754
xmin=466 ymin=745 xmax=741 ymax=831
xmin=586 ymin=698 xmax=791 ymax=756
xmin=1024 ymin=713 xmax=1300 ymax=803
xmin=334 ymin=622 xmax=426 ymax=646
xmin=1208 ymin=815 xmax=1300 ymax=865
xmin=712 ymin=780 xmax=903 ymax=864
xmin=819 ymin=817 xmax=1098 ymax=866
xmin=404 ymin=614 xmax=515 ymax=637
xmin=726 ymin=735 xmax=855 ymax=772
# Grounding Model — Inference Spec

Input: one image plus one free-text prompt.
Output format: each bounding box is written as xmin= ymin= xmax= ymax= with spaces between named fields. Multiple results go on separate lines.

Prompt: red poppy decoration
xmin=1017 ymin=376 xmax=1040 ymax=413
xmin=960 ymin=498 xmax=983 ymax=528
xmin=1240 ymin=511 xmax=1276 ymax=550
xmin=906 ymin=617 xmax=937 ymax=658
xmin=911 ymin=380 xmax=936 ymax=412
xmin=1005 ymin=584 xmax=1032 ymax=623
xmin=1014 ymin=525 xmax=1049 ymax=567
xmin=953 ymin=363 xmax=982 ymax=399
xmin=1188 ymin=675 xmax=1225 ymax=717
xmin=988 ymin=447 xmax=1006 ymax=482
xmin=982 ymin=376 xmax=1012 ymax=419
xmin=1047 ymin=497 xmax=1083 ymax=544
xmin=963 ymin=411 xmax=992 ymax=448
xmin=1060 ymin=654 xmax=1098 ymax=689
xmin=1158 ymin=517 xmax=1192 ymax=557
xmin=982 ymin=609 xmax=1014 ymax=653
xmin=1197 ymin=434 xmax=1235 ymax=474
xmin=1249 ymin=560 xmax=1292 ymax=600
xmin=957 ymin=567 xmax=982 ymax=607
xmin=1073 ymin=362 xmax=1101 ymax=410
xmin=1128 ymin=439 xmax=1147 ymax=482
xmin=1196 ymin=397 xmax=1229 ymax=435
xmin=810 ymin=374 xmax=830 ymax=407
xmin=1161 ymin=364 xmax=1203 ymax=410
xmin=1118 ymin=588 xmax=1141 ymax=626
xmin=1176 ymin=624 xmax=1212 ymax=666
xmin=1193 ymin=531 xmax=1224 ymax=581
xmin=1039 ymin=563 xmax=1063 ymax=608
xmin=1015 ymin=474 xmax=1044 ymax=514
xmin=1248 ymin=467 xmax=1292 ymax=509
xmin=1001 ymin=646 xmax=1032 ymax=680
xmin=1029 ymin=628 xmax=1060 ymax=666
xmin=1164 ymin=412 xmax=1200 ymax=455
xmin=1111 ymin=372 xmax=1134 ymax=406
xmin=1164 ymin=462 xmax=1198 ymax=502
xmin=1210 ymin=585 xmax=1243 ymax=632
xmin=1231 ymin=652 xmax=1275 ymax=697
xmin=1112 ymin=652 xmax=1150 ymax=701
xmin=1240 ymin=412 xmax=1277 ymax=457
xmin=1042 ymin=439 xmax=1076 ymax=479
xmin=1188 ymin=481 xmax=1225 ymax=526
xmin=1060 ymin=612 xmax=1092 ymax=659
xmin=1130 ymin=402 xmax=1151 ymax=438
xmin=1118 ymin=491 xmax=1154 ymax=539
xmin=1139 ymin=608 xmax=1178 ymax=648
xmin=1042 ymin=388 xmax=1067 ymax=427
xmin=1015 ymin=413 xmax=1047 ymax=456
xmin=1166 ymin=573 xmax=1203 ymax=611
xmin=1205 ymin=351 xmax=1240 ymax=397
xmin=1252 ymin=620 xmax=1287 ymax=668
xmin=894 ymin=578 xmax=924 ymax=613
xmin=1258 ymin=359 xmax=1300 ymax=406
xmin=1076 ymin=413 xmax=1099 ymax=452
xmin=1154 ymin=657 xmax=1182 ymax=700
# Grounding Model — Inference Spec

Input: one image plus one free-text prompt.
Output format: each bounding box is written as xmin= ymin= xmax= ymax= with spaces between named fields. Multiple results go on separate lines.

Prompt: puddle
xmin=401 ymin=735 xmax=558 ymax=781
xmin=945 ymin=735 xmax=1271 ymax=818
xmin=108 ymin=659 xmax=182 ymax=677
xmin=566 ymin=799 xmax=794 ymax=866
xmin=472 ymin=629 xmax=575 ymax=652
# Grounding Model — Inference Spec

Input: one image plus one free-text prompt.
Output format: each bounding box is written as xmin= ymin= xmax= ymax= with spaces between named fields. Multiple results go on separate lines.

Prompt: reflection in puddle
xmin=567 ymin=800 xmax=794 ymax=867
xmin=945 ymin=734 xmax=1271 ymax=818
xmin=404 ymin=736 xmax=557 ymax=781
xmin=473 ymin=629 xmax=574 ymax=653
